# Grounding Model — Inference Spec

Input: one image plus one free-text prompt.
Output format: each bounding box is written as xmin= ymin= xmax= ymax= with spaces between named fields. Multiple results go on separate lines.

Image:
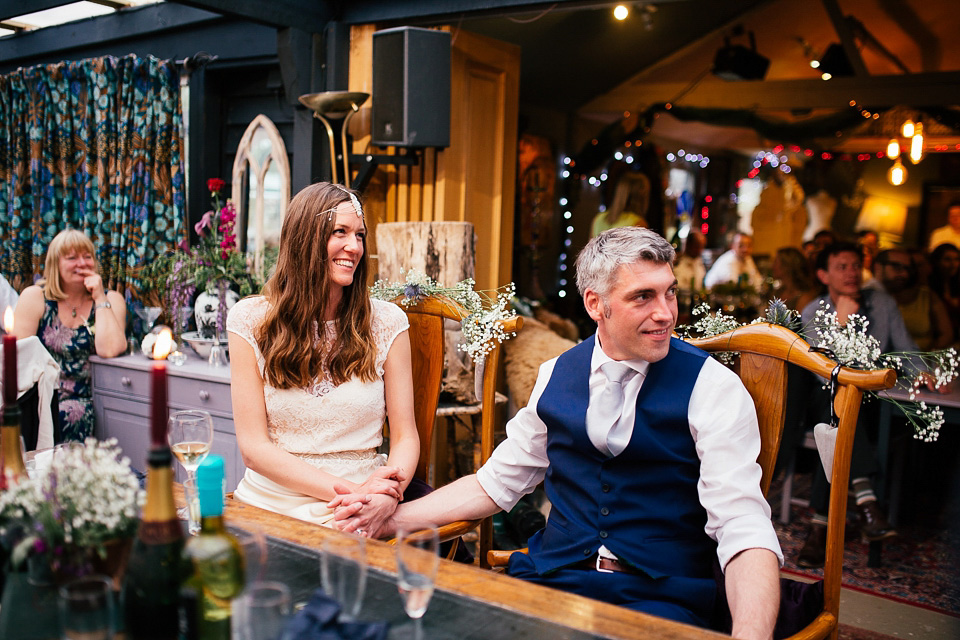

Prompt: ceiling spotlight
xmin=886 ymin=139 xmax=900 ymax=160
xmin=817 ymin=43 xmax=855 ymax=79
xmin=712 ymin=27 xmax=769 ymax=81
xmin=888 ymin=158 xmax=907 ymax=186
xmin=613 ymin=5 xmax=629 ymax=20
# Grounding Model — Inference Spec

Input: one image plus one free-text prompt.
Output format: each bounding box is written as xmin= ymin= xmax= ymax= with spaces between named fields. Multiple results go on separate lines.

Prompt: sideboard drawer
xmin=168 ymin=376 xmax=233 ymax=415
xmin=93 ymin=365 xmax=151 ymax=400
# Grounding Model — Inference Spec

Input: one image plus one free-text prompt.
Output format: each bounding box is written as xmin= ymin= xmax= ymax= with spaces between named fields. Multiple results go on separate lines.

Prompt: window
xmin=232 ymin=115 xmax=290 ymax=281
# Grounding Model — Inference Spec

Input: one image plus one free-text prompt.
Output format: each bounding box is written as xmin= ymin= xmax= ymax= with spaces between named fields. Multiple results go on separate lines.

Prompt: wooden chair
xmin=390 ymin=294 xmax=522 ymax=567
xmin=487 ymin=323 xmax=894 ymax=640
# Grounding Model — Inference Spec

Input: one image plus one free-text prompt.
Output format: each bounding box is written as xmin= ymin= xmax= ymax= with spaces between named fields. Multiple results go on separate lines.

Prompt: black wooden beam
xmin=581 ymin=71 xmax=960 ymax=115
xmin=171 ymin=0 xmax=332 ymax=32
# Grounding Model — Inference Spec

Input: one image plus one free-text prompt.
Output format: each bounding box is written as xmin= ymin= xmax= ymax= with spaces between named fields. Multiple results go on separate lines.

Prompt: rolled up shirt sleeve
xmin=689 ymin=357 xmax=784 ymax=571
xmin=476 ymin=358 xmax=556 ymax=512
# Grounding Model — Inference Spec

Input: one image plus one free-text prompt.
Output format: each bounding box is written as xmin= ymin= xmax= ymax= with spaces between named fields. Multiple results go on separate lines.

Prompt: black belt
xmin=574 ymin=555 xmax=643 ymax=575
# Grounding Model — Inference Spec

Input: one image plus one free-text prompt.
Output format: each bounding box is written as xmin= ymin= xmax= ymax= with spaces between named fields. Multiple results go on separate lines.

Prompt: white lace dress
xmin=227 ymin=296 xmax=409 ymax=525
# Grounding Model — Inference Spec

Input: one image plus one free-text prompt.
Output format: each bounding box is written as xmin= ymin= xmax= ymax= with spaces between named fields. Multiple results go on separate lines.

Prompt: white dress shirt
xmin=476 ymin=339 xmax=784 ymax=571
xmin=703 ymin=250 xmax=764 ymax=290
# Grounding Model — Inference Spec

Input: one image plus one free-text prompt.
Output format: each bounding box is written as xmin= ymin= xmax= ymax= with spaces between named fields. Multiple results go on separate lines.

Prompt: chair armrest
xmin=386 ymin=519 xmax=482 ymax=545
xmin=487 ymin=547 xmax=528 ymax=567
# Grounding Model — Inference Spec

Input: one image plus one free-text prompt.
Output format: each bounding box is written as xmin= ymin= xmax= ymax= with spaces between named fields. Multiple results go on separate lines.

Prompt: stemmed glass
xmin=135 ymin=306 xmax=163 ymax=332
xmin=168 ymin=410 xmax=214 ymax=518
xmin=395 ymin=526 xmax=439 ymax=640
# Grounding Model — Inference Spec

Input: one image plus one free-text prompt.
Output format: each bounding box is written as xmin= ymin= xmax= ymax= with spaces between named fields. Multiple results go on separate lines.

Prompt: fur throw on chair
xmin=504 ymin=317 xmax=577 ymax=409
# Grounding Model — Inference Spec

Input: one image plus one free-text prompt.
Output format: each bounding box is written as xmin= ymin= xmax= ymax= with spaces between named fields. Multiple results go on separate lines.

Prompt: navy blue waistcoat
xmin=527 ymin=335 xmax=717 ymax=580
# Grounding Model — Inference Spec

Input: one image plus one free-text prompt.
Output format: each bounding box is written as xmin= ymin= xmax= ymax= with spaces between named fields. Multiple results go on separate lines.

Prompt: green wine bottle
xmin=125 ymin=446 xmax=187 ymax=640
xmin=181 ymin=455 xmax=245 ymax=640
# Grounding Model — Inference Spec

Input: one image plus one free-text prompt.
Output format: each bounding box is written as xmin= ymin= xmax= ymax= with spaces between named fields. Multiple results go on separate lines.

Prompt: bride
xmin=227 ymin=182 xmax=419 ymax=534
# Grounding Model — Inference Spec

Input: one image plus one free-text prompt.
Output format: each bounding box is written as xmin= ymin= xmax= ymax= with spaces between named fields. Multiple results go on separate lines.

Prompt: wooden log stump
xmin=375 ymin=221 xmax=475 ymax=286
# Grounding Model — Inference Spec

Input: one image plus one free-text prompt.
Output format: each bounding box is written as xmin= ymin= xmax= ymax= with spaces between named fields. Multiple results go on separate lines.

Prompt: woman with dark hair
xmin=14 ymin=229 xmax=128 ymax=441
xmin=227 ymin=182 xmax=419 ymax=533
xmin=771 ymin=246 xmax=817 ymax=311
xmin=929 ymin=242 xmax=960 ymax=342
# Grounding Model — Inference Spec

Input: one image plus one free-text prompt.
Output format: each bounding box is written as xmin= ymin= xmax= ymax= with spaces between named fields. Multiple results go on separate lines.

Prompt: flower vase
xmin=194 ymin=288 xmax=240 ymax=340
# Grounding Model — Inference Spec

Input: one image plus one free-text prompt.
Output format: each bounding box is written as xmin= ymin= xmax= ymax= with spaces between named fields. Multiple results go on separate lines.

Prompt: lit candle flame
xmin=3 ymin=306 xmax=13 ymax=333
xmin=153 ymin=328 xmax=173 ymax=360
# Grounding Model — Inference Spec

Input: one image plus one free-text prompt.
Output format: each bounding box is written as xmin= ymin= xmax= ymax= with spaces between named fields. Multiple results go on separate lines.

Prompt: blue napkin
xmin=281 ymin=589 xmax=389 ymax=640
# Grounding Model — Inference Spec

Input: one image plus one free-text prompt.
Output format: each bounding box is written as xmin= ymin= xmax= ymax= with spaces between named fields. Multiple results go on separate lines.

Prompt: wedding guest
xmin=227 ymin=182 xmax=419 ymax=531
xmin=927 ymin=200 xmax=960 ymax=251
xmin=876 ymin=248 xmax=953 ymax=351
xmin=14 ymin=229 xmax=128 ymax=441
xmin=857 ymin=230 xmax=879 ymax=286
xmin=771 ymin=247 xmax=816 ymax=312
xmin=929 ymin=243 xmax=960 ymax=341
xmin=335 ymin=227 xmax=782 ymax=638
xmin=674 ymin=230 xmax=706 ymax=295
xmin=703 ymin=232 xmax=763 ymax=290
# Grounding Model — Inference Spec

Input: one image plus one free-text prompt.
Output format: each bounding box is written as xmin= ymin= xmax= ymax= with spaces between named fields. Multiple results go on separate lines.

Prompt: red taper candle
xmin=3 ymin=307 xmax=16 ymax=408
xmin=150 ymin=329 xmax=174 ymax=446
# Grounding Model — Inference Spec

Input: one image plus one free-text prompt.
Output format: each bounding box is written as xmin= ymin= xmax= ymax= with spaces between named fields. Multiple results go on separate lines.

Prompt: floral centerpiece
xmin=0 ymin=438 xmax=143 ymax=583
xmin=142 ymin=178 xmax=261 ymax=341
xmin=678 ymin=299 xmax=959 ymax=442
xmin=370 ymin=269 xmax=518 ymax=362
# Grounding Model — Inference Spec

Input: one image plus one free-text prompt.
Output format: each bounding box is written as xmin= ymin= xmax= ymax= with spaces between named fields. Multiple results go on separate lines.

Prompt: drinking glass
xmin=58 ymin=575 xmax=115 ymax=640
xmin=320 ymin=534 xmax=367 ymax=621
xmin=135 ymin=306 xmax=163 ymax=332
xmin=182 ymin=477 xmax=201 ymax=535
xmin=168 ymin=410 xmax=214 ymax=519
xmin=396 ymin=526 xmax=439 ymax=639
xmin=235 ymin=528 xmax=269 ymax=584
xmin=237 ymin=581 xmax=291 ymax=640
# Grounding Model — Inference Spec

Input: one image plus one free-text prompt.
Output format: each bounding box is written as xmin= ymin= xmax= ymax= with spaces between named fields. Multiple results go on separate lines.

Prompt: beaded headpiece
xmin=316 ymin=184 xmax=364 ymax=221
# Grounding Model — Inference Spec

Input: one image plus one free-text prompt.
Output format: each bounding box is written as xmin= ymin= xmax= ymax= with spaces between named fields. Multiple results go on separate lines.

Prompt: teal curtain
xmin=0 ymin=53 xmax=186 ymax=300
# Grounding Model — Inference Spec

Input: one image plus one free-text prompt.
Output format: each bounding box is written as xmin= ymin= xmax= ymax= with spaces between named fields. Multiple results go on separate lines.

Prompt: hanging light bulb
xmin=901 ymin=119 xmax=915 ymax=137
xmin=886 ymin=139 xmax=900 ymax=159
xmin=909 ymin=123 xmax=924 ymax=164
xmin=888 ymin=158 xmax=907 ymax=186
xmin=613 ymin=5 xmax=629 ymax=20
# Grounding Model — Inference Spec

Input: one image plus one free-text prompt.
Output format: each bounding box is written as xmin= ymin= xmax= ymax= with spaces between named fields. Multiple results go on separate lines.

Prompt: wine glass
xmin=135 ymin=306 xmax=163 ymax=331
xmin=168 ymin=410 xmax=214 ymax=485
xmin=396 ymin=526 xmax=439 ymax=640
xmin=320 ymin=534 xmax=367 ymax=621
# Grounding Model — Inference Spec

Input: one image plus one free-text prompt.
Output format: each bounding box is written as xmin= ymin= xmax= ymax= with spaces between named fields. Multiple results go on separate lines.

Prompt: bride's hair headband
xmin=316 ymin=184 xmax=363 ymax=221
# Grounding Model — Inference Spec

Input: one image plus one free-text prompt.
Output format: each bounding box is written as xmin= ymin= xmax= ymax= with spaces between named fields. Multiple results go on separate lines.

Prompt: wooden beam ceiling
xmin=580 ymin=71 xmax=960 ymax=118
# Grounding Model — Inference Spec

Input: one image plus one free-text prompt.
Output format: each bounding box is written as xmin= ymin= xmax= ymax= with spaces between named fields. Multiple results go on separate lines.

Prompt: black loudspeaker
xmin=372 ymin=27 xmax=450 ymax=148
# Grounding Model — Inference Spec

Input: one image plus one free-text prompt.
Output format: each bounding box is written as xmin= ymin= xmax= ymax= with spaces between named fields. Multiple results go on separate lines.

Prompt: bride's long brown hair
xmin=257 ymin=182 xmax=376 ymax=389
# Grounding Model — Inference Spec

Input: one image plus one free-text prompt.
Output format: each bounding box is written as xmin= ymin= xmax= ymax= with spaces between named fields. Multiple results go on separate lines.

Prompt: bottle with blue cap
xmin=180 ymin=455 xmax=245 ymax=640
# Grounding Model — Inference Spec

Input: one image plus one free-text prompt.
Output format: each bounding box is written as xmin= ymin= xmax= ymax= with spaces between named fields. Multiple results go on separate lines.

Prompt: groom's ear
xmin=583 ymin=289 xmax=605 ymax=323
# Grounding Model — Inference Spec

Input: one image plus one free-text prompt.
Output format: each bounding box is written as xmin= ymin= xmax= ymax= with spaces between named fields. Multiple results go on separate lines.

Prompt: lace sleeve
xmin=226 ymin=296 xmax=268 ymax=372
xmin=371 ymin=299 xmax=410 ymax=376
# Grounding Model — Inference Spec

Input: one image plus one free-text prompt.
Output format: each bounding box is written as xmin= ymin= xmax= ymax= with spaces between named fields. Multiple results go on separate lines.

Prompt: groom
xmin=332 ymin=227 xmax=782 ymax=639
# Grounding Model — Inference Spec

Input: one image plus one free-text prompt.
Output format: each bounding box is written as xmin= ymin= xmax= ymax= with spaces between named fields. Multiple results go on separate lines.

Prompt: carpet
xmin=837 ymin=624 xmax=901 ymax=640
xmin=772 ymin=480 xmax=960 ymax=618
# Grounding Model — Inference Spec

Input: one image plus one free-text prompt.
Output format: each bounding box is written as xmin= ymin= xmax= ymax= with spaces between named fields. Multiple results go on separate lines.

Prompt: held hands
xmin=329 ymin=488 xmax=398 ymax=539
xmin=355 ymin=465 xmax=406 ymax=501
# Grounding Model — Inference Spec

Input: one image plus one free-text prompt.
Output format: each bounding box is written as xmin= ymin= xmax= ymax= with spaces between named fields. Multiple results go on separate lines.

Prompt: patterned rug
xmin=771 ymin=473 xmax=960 ymax=618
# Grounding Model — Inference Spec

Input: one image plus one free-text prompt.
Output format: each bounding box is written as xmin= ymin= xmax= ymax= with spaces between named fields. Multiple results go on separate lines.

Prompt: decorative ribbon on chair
xmin=813 ymin=363 xmax=843 ymax=480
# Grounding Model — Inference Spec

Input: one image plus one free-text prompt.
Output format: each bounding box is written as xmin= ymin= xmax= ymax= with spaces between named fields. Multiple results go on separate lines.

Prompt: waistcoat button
xmin=599 ymin=530 xmax=608 ymax=539
xmin=600 ymin=507 xmax=610 ymax=516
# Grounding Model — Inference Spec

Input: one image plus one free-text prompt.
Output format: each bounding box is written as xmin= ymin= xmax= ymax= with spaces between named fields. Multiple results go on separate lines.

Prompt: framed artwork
xmin=920 ymin=182 xmax=960 ymax=245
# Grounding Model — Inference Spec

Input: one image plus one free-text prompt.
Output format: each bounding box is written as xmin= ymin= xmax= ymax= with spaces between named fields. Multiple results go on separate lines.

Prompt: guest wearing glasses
xmin=227 ymin=182 xmax=419 ymax=532
xmin=334 ymin=227 xmax=782 ymax=639
xmin=875 ymin=248 xmax=953 ymax=351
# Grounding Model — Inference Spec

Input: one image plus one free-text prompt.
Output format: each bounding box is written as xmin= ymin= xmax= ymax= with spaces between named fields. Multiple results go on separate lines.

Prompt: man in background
xmin=928 ymin=200 xmax=960 ymax=252
xmin=703 ymin=232 xmax=764 ymax=290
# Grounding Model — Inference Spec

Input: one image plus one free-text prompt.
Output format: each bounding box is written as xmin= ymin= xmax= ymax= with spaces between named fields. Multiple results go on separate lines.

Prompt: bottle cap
xmin=196 ymin=455 xmax=225 ymax=517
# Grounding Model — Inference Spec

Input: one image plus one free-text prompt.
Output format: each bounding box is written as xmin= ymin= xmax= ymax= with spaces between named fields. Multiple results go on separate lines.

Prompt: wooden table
xmin=213 ymin=491 xmax=727 ymax=640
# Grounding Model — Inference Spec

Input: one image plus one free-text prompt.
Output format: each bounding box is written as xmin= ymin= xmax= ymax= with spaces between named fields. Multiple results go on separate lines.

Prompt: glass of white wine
xmin=395 ymin=526 xmax=439 ymax=640
xmin=168 ymin=410 xmax=214 ymax=520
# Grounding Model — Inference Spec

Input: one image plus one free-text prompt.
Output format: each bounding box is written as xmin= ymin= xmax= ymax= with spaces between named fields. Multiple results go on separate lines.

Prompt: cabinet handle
xmin=198 ymin=390 xmax=210 ymax=401
xmin=121 ymin=376 xmax=132 ymax=387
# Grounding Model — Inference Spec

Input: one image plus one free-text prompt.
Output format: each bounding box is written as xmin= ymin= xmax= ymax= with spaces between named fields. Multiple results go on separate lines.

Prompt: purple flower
xmin=404 ymin=284 xmax=424 ymax=301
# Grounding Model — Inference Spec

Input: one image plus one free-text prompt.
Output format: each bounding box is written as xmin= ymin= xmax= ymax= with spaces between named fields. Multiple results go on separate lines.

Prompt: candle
xmin=151 ymin=328 xmax=173 ymax=446
xmin=3 ymin=307 xmax=16 ymax=408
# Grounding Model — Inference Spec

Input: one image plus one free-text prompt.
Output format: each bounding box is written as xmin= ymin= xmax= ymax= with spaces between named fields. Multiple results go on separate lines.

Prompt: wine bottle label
xmin=138 ymin=519 xmax=185 ymax=545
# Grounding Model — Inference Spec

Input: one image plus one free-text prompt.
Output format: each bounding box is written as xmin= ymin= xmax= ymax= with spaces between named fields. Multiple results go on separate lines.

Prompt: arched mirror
xmin=232 ymin=115 xmax=290 ymax=281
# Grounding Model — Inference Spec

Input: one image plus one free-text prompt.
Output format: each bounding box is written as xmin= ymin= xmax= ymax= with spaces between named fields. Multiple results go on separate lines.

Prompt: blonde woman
xmin=228 ymin=182 xmax=419 ymax=534
xmin=14 ymin=229 xmax=127 ymax=441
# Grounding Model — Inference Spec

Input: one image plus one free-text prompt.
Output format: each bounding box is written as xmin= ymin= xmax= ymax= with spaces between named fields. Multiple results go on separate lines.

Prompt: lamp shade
xmin=857 ymin=196 xmax=908 ymax=239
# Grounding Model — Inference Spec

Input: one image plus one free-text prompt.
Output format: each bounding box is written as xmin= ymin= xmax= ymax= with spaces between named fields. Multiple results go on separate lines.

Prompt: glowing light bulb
xmin=901 ymin=120 xmax=915 ymax=137
xmin=888 ymin=158 xmax=907 ymax=186
xmin=809 ymin=59 xmax=820 ymax=69
xmin=909 ymin=125 xmax=924 ymax=164
xmin=821 ymin=72 xmax=832 ymax=81
xmin=886 ymin=139 xmax=900 ymax=160
xmin=613 ymin=5 xmax=629 ymax=20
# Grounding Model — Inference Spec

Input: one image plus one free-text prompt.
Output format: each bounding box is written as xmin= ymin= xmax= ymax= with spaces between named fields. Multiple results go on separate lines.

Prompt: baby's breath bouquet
xmin=0 ymin=438 xmax=143 ymax=581
xmin=370 ymin=268 xmax=518 ymax=362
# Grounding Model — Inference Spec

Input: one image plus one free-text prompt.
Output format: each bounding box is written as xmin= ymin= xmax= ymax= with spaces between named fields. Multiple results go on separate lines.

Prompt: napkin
xmin=281 ymin=589 xmax=389 ymax=640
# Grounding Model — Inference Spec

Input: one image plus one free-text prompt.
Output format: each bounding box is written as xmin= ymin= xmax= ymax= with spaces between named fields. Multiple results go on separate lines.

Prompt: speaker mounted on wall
xmin=372 ymin=26 xmax=451 ymax=149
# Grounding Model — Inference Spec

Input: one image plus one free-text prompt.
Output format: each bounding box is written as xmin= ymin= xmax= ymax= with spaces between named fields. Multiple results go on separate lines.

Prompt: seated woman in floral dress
xmin=14 ymin=229 xmax=128 ymax=442
xmin=227 ymin=182 xmax=419 ymax=534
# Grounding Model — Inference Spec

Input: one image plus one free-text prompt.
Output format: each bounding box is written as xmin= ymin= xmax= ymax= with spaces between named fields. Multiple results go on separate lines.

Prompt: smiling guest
xmin=14 ymin=229 xmax=128 ymax=441
xmin=227 ymin=182 xmax=419 ymax=530
xmin=332 ymin=227 xmax=783 ymax=638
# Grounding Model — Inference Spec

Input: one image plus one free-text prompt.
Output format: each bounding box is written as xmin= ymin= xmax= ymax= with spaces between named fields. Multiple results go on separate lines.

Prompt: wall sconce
xmin=858 ymin=195 xmax=908 ymax=244
xmin=887 ymin=158 xmax=907 ymax=186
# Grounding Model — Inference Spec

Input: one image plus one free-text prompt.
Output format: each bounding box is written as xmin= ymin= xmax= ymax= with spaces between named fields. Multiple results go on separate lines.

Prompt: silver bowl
xmin=181 ymin=331 xmax=229 ymax=359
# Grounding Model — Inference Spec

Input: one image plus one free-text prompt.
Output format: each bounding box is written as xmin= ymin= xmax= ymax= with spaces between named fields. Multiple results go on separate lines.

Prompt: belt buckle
xmin=596 ymin=555 xmax=614 ymax=573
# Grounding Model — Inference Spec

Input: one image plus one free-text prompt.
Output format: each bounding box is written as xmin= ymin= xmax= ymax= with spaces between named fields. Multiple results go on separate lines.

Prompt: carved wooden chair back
xmin=394 ymin=294 xmax=522 ymax=565
xmin=689 ymin=323 xmax=895 ymax=640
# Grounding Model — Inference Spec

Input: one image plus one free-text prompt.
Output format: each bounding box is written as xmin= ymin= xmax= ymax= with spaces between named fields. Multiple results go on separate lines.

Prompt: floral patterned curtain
xmin=0 ymin=53 xmax=186 ymax=300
